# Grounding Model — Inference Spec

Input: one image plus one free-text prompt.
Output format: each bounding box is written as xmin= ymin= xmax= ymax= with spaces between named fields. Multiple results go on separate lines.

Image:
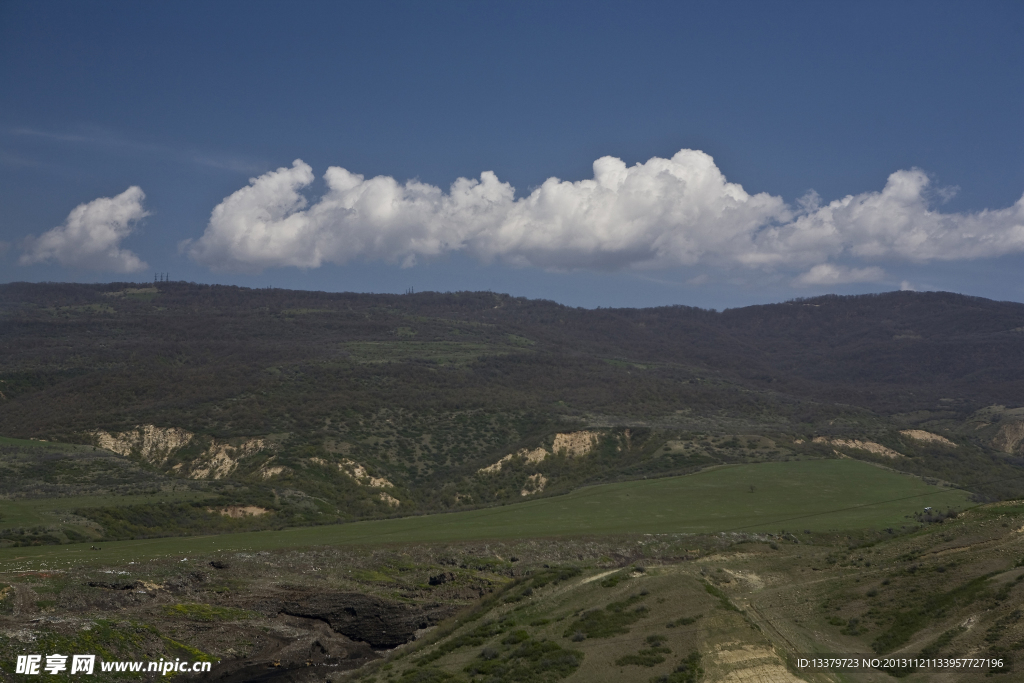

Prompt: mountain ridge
xmin=4 ymin=282 xmax=1024 ymax=537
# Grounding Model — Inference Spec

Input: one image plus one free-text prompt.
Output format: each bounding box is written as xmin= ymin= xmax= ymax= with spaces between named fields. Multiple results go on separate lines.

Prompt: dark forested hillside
xmin=3 ymin=282 xmax=1024 ymax=538
xmin=2 ymin=283 xmax=1023 ymax=439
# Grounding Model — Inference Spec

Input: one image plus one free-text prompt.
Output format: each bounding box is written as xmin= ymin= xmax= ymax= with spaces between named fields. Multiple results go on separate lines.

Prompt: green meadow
xmin=0 ymin=492 xmax=213 ymax=529
xmin=0 ymin=435 xmax=89 ymax=450
xmin=0 ymin=459 xmax=971 ymax=569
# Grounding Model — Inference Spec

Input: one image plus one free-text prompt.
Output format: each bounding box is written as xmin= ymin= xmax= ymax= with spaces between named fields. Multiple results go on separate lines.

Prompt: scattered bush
xmin=616 ymin=647 xmax=670 ymax=667
xmin=704 ymin=583 xmax=738 ymax=612
xmin=650 ymin=652 xmax=702 ymax=683
xmin=563 ymin=594 xmax=648 ymax=639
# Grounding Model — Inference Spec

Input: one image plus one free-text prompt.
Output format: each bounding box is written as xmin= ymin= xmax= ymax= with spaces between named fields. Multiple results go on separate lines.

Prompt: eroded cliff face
xmin=378 ymin=492 xmax=401 ymax=507
xmin=93 ymin=425 xmax=194 ymax=465
xmin=478 ymin=431 xmax=602 ymax=474
xmin=993 ymin=421 xmax=1024 ymax=454
xmin=253 ymin=456 xmax=287 ymax=481
xmin=339 ymin=458 xmax=395 ymax=489
xmin=900 ymin=429 xmax=956 ymax=447
xmin=478 ymin=447 xmax=548 ymax=474
xmin=305 ymin=456 xmax=402 ymax=506
xmin=93 ymin=425 xmax=274 ymax=479
xmin=552 ymin=430 xmax=600 ymax=458
xmin=520 ymin=473 xmax=548 ymax=496
xmin=189 ymin=439 xmax=272 ymax=479
xmin=812 ymin=436 xmax=904 ymax=458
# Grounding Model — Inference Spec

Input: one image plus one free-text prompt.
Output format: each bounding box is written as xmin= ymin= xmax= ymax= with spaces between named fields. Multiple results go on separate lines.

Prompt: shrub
xmin=650 ymin=652 xmax=702 ymax=683
xmin=563 ymin=594 xmax=648 ymax=638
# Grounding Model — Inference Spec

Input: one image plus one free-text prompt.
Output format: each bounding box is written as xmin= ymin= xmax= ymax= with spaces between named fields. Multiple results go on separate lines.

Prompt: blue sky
xmin=1 ymin=0 xmax=1021 ymax=309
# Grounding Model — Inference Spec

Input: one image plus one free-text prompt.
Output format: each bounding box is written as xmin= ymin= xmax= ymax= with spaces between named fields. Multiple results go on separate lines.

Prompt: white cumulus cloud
xmin=21 ymin=187 xmax=149 ymax=272
xmin=757 ymin=170 xmax=1024 ymax=266
xmin=795 ymin=264 xmax=886 ymax=286
xmin=185 ymin=151 xmax=1024 ymax=278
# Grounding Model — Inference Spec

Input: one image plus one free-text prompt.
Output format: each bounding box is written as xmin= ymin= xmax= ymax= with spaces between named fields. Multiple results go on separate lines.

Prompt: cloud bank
xmin=21 ymin=187 xmax=149 ymax=272
xmin=795 ymin=264 xmax=887 ymax=286
xmin=185 ymin=150 xmax=1024 ymax=278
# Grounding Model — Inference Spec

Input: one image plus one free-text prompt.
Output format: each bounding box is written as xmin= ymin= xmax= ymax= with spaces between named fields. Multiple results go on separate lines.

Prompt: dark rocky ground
xmin=0 ymin=537 xmax=665 ymax=681
xmin=2 ymin=508 xmax=1023 ymax=682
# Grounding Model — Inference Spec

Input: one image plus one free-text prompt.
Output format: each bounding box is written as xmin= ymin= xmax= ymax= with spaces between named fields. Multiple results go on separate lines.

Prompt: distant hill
xmin=3 ymin=282 xmax=1024 ymax=537
xmin=3 ymin=284 xmax=1024 ymax=680
xmin=3 ymin=283 xmax=1023 ymax=435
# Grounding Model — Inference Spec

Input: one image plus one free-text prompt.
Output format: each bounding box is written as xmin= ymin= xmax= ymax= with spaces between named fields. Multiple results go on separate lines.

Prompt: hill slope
xmin=3 ymin=283 xmax=1024 ymax=538
xmin=4 ymin=284 xmax=1024 ymax=436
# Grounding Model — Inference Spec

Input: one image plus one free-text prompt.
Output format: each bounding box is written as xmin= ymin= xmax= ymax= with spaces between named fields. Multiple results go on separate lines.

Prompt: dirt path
xmin=11 ymin=584 xmax=34 ymax=617
xmin=578 ymin=569 xmax=619 ymax=585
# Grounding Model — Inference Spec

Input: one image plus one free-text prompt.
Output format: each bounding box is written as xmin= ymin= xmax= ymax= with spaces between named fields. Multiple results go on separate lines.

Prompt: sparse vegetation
xmin=4 ymin=285 xmax=1024 ymax=681
xmin=650 ymin=652 xmax=702 ymax=683
xmin=161 ymin=603 xmax=255 ymax=622
xmin=563 ymin=594 xmax=649 ymax=639
xmin=616 ymin=634 xmax=672 ymax=666
xmin=872 ymin=574 xmax=994 ymax=653
xmin=703 ymin=582 xmax=739 ymax=612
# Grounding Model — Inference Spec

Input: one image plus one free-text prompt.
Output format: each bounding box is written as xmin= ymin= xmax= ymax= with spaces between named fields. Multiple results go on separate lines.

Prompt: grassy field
xmin=0 ymin=492 xmax=213 ymax=529
xmin=0 ymin=459 xmax=971 ymax=569
xmin=0 ymin=435 xmax=90 ymax=450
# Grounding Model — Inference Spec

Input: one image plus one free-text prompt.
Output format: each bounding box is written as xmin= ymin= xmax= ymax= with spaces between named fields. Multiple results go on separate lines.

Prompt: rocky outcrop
xmin=87 ymin=580 xmax=142 ymax=590
xmin=378 ymin=492 xmax=400 ymax=507
xmin=429 ymin=572 xmax=456 ymax=586
xmin=339 ymin=458 xmax=395 ymax=489
xmin=189 ymin=439 xmax=271 ymax=479
xmin=552 ymin=430 xmax=600 ymax=457
xmin=520 ymin=473 xmax=547 ymax=496
xmin=813 ymin=437 xmax=903 ymax=458
xmin=310 ymin=457 xmax=400 ymax=504
xmin=900 ymin=429 xmax=956 ymax=447
xmin=993 ymin=421 xmax=1024 ymax=454
xmin=255 ymin=458 xmax=287 ymax=480
xmin=478 ymin=447 xmax=548 ymax=474
xmin=479 ymin=430 xmax=602 ymax=475
xmin=94 ymin=424 xmax=273 ymax=479
xmin=199 ymin=613 xmax=378 ymax=683
xmin=93 ymin=425 xmax=193 ymax=465
xmin=276 ymin=592 xmax=455 ymax=648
